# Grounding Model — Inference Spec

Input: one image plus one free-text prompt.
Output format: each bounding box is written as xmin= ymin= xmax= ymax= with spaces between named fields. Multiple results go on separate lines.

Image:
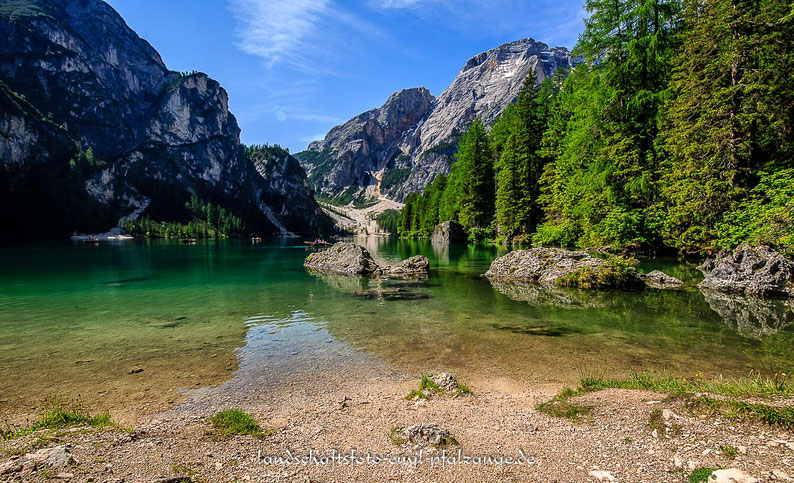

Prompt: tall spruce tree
xmin=660 ymin=0 xmax=794 ymax=253
xmin=456 ymin=119 xmax=494 ymax=232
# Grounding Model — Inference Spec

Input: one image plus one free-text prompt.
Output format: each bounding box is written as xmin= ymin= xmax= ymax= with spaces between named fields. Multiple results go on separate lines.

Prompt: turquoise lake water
xmin=1 ymin=237 xmax=792 ymax=419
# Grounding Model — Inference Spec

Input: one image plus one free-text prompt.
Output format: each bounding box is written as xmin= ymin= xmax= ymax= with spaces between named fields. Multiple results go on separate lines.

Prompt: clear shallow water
xmin=1 ymin=238 xmax=792 ymax=420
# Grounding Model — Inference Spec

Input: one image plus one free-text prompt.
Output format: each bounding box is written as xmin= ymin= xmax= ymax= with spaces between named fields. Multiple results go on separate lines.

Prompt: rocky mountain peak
xmin=298 ymin=37 xmax=574 ymax=203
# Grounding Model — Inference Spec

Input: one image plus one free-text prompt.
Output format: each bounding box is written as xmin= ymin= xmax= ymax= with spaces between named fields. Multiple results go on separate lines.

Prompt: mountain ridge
xmin=0 ymin=0 xmax=331 ymax=237
xmin=297 ymin=37 xmax=575 ymax=203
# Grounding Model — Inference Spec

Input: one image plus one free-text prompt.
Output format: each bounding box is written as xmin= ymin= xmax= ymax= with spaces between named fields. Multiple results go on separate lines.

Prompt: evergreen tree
xmin=660 ymin=0 xmax=794 ymax=253
xmin=457 ymin=119 xmax=494 ymax=232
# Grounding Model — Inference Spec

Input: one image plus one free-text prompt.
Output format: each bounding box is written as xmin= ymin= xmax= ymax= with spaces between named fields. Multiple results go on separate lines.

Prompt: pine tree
xmin=457 ymin=119 xmax=494 ymax=232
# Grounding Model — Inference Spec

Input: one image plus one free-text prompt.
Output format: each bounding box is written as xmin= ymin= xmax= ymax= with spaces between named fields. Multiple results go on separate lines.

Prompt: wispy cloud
xmin=228 ymin=0 xmax=385 ymax=74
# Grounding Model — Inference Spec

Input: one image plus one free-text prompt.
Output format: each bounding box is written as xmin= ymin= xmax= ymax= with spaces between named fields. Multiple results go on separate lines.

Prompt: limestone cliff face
xmin=298 ymin=38 xmax=574 ymax=202
xmin=298 ymin=88 xmax=435 ymax=200
xmin=0 ymin=0 xmax=330 ymax=236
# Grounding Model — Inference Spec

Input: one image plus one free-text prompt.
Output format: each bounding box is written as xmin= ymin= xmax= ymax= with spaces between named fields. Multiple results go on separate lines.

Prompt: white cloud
xmin=228 ymin=0 xmax=384 ymax=73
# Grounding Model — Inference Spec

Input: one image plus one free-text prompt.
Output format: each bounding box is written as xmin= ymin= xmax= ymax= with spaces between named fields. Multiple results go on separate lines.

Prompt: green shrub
xmin=555 ymin=256 xmax=641 ymax=289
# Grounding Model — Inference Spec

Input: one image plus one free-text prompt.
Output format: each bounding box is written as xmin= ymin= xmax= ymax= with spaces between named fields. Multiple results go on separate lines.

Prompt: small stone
xmin=688 ymin=461 xmax=698 ymax=471
xmin=652 ymin=429 xmax=658 ymax=438
xmin=773 ymin=469 xmax=793 ymax=481
xmin=397 ymin=423 xmax=454 ymax=448
xmin=673 ymin=456 xmax=683 ymax=468
xmin=128 ymin=367 xmax=144 ymax=374
xmin=711 ymin=468 xmax=759 ymax=483
xmin=737 ymin=446 xmax=748 ymax=455
xmin=588 ymin=470 xmax=615 ymax=482
xmin=429 ymin=373 xmax=459 ymax=392
xmin=25 ymin=445 xmax=75 ymax=468
xmin=662 ymin=409 xmax=677 ymax=420
xmin=55 ymin=473 xmax=74 ymax=480
xmin=414 ymin=399 xmax=427 ymax=407
xmin=0 ymin=461 xmax=22 ymax=475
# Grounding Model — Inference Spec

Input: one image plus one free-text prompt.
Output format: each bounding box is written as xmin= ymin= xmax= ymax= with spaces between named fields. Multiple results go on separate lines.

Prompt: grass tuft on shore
xmin=535 ymin=387 xmax=592 ymax=422
xmin=209 ymin=410 xmax=270 ymax=439
xmin=1 ymin=397 xmax=113 ymax=440
xmin=688 ymin=467 xmax=718 ymax=483
xmin=686 ymin=396 xmax=794 ymax=429
xmin=579 ymin=370 xmax=792 ymax=398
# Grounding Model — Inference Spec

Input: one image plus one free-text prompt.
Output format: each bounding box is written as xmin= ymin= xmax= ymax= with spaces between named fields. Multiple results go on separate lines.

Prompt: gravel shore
xmin=1 ymin=368 xmax=792 ymax=482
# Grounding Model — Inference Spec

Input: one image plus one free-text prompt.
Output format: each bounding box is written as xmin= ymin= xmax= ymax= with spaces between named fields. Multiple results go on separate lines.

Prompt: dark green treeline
xmin=397 ymin=0 xmax=794 ymax=255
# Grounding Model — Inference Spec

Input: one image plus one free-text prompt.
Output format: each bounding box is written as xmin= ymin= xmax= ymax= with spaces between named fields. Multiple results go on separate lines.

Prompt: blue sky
xmin=107 ymin=0 xmax=586 ymax=153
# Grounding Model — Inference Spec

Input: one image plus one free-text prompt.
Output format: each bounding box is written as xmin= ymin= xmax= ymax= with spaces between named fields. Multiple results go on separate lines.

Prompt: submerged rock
xmin=699 ymin=244 xmax=794 ymax=297
xmin=640 ymin=270 xmax=684 ymax=290
xmin=304 ymin=243 xmax=429 ymax=278
xmin=304 ymin=243 xmax=381 ymax=276
xmin=484 ymin=248 xmax=643 ymax=289
xmin=431 ymin=221 xmax=467 ymax=244
xmin=352 ymin=288 xmax=430 ymax=301
xmin=393 ymin=424 xmax=456 ymax=448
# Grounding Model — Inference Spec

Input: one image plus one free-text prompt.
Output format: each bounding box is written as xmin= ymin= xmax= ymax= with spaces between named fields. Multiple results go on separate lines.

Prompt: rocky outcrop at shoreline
xmin=304 ymin=243 xmax=429 ymax=277
xmin=699 ymin=244 xmax=794 ymax=297
xmin=431 ymin=221 xmax=467 ymax=244
xmin=484 ymin=248 xmax=647 ymax=289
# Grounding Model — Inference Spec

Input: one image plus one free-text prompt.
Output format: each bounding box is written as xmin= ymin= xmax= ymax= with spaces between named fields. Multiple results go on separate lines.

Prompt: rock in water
xmin=484 ymin=248 xmax=643 ymax=289
xmin=640 ymin=270 xmax=684 ymax=289
xmin=304 ymin=243 xmax=430 ymax=277
xmin=25 ymin=445 xmax=75 ymax=468
xmin=710 ymin=468 xmax=759 ymax=483
xmin=396 ymin=424 xmax=455 ymax=448
xmin=383 ymin=255 xmax=430 ymax=276
xmin=431 ymin=221 xmax=467 ymax=244
xmin=304 ymin=243 xmax=381 ymax=276
xmin=699 ymin=244 xmax=794 ymax=297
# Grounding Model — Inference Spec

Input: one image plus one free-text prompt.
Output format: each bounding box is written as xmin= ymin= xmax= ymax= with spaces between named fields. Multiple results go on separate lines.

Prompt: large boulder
xmin=699 ymin=244 xmax=794 ymax=297
xmin=640 ymin=270 xmax=684 ymax=290
xmin=304 ymin=243 xmax=430 ymax=277
xmin=383 ymin=255 xmax=430 ymax=276
xmin=431 ymin=221 xmax=467 ymax=244
xmin=304 ymin=243 xmax=381 ymax=276
xmin=484 ymin=248 xmax=643 ymax=289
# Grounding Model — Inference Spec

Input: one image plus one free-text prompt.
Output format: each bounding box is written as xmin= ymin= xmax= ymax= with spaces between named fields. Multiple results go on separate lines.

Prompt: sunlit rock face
xmin=0 ymin=0 xmax=329 ymax=236
xmin=299 ymin=38 xmax=574 ymax=203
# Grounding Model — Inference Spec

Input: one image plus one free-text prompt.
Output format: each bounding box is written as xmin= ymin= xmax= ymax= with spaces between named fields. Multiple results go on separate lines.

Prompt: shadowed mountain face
xmin=0 ymin=0 xmax=330 ymax=237
xmin=297 ymin=38 xmax=574 ymax=203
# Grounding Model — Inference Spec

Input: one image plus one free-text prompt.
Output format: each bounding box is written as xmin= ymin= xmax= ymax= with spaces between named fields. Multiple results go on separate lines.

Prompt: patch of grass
xmin=648 ymin=408 xmax=666 ymax=433
xmin=1 ymin=397 xmax=113 ymax=440
xmin=579 ymin=370 xmax=793 ymax=398
xmin=404 ymin=374 xmax=473 ymax=400
xmin=719 ymin=444 xmax=738 ymax=459
xmin=535 ymin=387 xmax=592 ymax=422
xmin=647 ymin=408 xmax=681 ymax=436
xmin=209 ymin=410 xmax=270 ymax=439
xmin=389 ymin=426 xmax=407 ymax=445
xmin=622 ymin=436 xmax=633 ymax=443
xmin=686 ymin=396 xmax=794 ymax=429
xmin=688 ymin=467 xmax=717 ymax=483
